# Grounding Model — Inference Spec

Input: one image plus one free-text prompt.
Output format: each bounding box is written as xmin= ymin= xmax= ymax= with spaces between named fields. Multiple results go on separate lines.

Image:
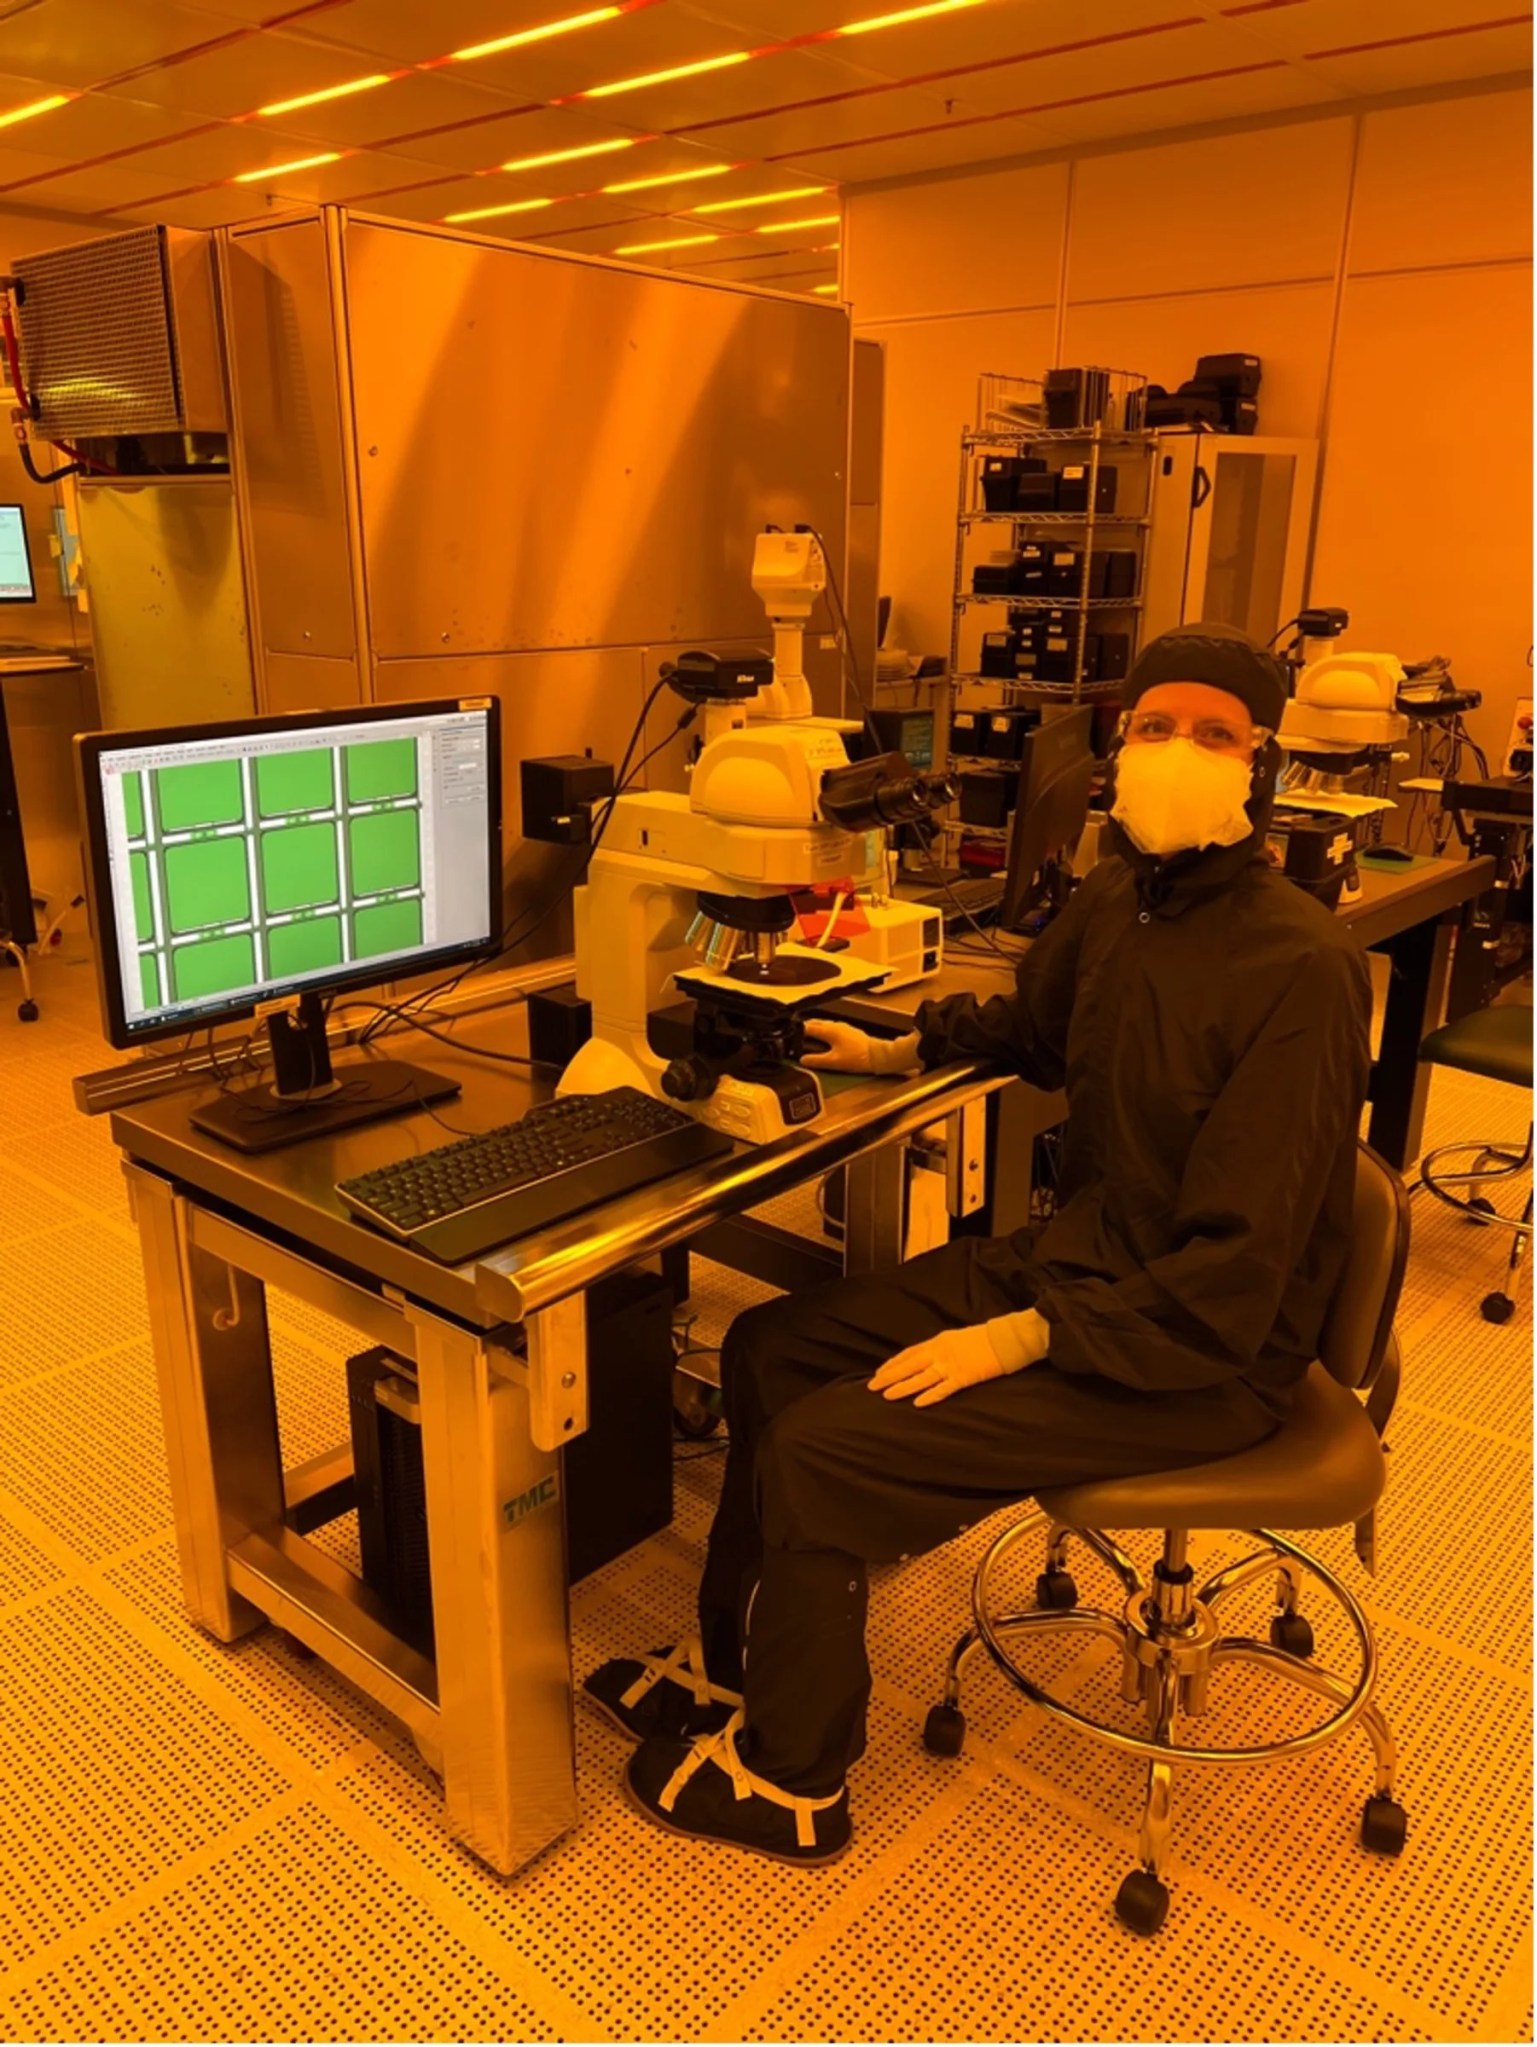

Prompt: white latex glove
xmin=801 ymin=1019 xmax=921 ymax=1076
xmin=869 ymin=1312 xmax=1049 ymax=1408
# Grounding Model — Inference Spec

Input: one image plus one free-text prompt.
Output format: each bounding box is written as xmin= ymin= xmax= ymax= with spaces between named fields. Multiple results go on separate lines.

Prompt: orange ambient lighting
xmin=581 ymin=51 xmax=751 ymax=98
xmin=0 ymin=92 xmax=71 ymax=128
xmin=603 ymin=163 xmax=733 ymax=193
xmin=444 ymin=197 xmax=557 ymax=221
xmin=812 ymin=282 xmax=839 ymax=293
xmin=691 ymin=184 xmax=827 ymax=214
xmin=755 ymin=213 xmax=840 ymax=234
xmin=615 ymin=232 xmax=719 ymax=254
xmin=837 ymin=0 xmax=990 ymax=32
xmin=232 ymin=152 xmax=342 ymax=182
xmin=256 ymin=74 xmax=393 ymax=116
xmin=502 ymin=137 xmax=636 ymax=171
xmin=451 ymin=7 xmax=622 ymax=60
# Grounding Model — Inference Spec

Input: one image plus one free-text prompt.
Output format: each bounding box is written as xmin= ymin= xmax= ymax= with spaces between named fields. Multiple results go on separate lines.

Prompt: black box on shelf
xmin=1017 ymin=541 xmax=1052 ymax=591
xmin=950 ymin=707 xmax=985 ymax=753
xmin=958 ymin=769 xmax=1017 ymax=828
xmin=1089 ymin=549 xmax=1139 ymax=599
xmin=1057 ymin=464 xmax=1119 ymax=515
xmin=1034 ymin=631 xmax=1078 ymax=684
xmin=982 ymin=709 xmax=1028 ymax=760
xmin=1092 ymin=632 xmax=1132 ymax=682
xmin=1194 ymin=352 xmax=1262 ymax=396
xmin=527 ymin=981 xmax=592 ymax=1068
xmin=1045 ymin=545 xmax=1085 ymax=597
xmin=1043 ymin=366 xmax=1110 ymax=430
xmin=1015 ymin=470 xmax=1060 ymax=511
xmin=971 ymin=560 xmax=1017 ymax=595
xmin=1145 ymin=385 xmax=1223 ymax=429
xmin=979 ymin=632 xmax=1018 ymax=679
xmin=980 ymin=454 xmax=1047 ymax=510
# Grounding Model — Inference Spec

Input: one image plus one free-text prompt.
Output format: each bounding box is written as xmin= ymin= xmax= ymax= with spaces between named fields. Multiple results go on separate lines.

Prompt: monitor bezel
xmin=75 ymin=697 xmax=503 ymax=1050
xmin=0 ymin=502 xmax=37 ymax=603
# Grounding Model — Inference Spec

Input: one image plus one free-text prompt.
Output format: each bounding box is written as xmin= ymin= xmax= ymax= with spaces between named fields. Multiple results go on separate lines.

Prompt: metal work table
xmin=109 ymin=958 xmax=1029 ymax=1876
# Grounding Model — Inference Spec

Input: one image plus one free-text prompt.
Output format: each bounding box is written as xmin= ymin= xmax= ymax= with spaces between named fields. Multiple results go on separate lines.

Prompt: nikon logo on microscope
xmin=502 ymin=1475 xmax=560 ymax=1528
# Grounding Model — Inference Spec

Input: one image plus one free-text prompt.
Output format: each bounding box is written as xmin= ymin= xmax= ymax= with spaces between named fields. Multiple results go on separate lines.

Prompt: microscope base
xmin=558 ymin=1028 xmax=823 ymax=1146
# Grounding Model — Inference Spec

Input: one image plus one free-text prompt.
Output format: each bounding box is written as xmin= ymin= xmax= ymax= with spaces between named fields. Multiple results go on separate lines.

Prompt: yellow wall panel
xmin=844 ymin=160 xmax=1069 ymax=322
xmin=1348 ymin=87 xmax=1533 ymax=274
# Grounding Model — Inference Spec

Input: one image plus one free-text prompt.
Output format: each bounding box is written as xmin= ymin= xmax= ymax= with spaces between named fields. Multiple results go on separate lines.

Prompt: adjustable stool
xmin=1415 ymin=1003 xmax=1532 ymax=1323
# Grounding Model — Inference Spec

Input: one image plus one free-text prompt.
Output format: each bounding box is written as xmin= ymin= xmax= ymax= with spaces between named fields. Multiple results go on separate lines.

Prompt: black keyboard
xmin=335 ymin=1086 xmax=734 ymax=1264
xmin=915 ymin=873 xmax=1005 ymax=927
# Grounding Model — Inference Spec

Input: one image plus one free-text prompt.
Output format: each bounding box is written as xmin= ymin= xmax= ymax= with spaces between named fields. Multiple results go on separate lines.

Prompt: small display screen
xmin=0 ymin=504 xmax=36 ymax=602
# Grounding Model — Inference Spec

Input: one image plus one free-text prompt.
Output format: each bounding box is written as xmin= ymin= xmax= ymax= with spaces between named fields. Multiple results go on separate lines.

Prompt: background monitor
xmin=77 ymin=698 xmax=502 ymax=1050
xmin=1000 ymin=705 xmax=1096 ymax=929
xmin=0 ymin=504 xmax=36 ymax=602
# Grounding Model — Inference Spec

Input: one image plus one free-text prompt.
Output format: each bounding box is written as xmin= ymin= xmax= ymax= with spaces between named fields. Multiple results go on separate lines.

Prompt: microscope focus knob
xmin=662 ymin=1055 xmax=717 ymax=1103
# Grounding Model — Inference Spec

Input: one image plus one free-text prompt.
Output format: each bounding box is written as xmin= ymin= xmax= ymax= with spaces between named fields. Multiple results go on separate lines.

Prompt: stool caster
xmin=1269 ymin=1611 xmax=1314 ymax=1658
xmin=1481 ymin=1291 xmax=1515 ymax=1324
xmin=1466 ymin=1196 xmax=1497 ymax=1223
xmin=1360 ymin=1795 xmax=1408 ymax=1856
xmin=922 ymin=1702 xmax=966 ymax=1757
xmin=17 ymin=999 xmax=37 ymax=1022
xmin=1114 ymin=1868 xmax=1170 ymax=1935
xmin=1034 ymin=1568 xmax=1078 ymax=1611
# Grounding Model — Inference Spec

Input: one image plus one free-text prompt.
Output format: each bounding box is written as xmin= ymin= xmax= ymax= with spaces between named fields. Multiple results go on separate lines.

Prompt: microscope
xmin=532 ymin=530 xmax=954 ymax=1143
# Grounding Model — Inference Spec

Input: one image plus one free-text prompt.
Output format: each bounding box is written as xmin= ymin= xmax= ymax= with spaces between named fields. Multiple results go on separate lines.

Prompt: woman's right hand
xmin=800 ymin=1020 xmax=921 ymax=1076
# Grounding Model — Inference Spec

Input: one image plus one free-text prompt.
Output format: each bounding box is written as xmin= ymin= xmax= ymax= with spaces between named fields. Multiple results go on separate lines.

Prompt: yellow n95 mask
xmin=1110 ymin=739 xmax=1255 ymax=859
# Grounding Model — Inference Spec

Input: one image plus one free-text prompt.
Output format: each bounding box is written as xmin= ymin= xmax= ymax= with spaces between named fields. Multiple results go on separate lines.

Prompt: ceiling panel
xmin=116 ymin=184 xmax=299 ymax=228
xmin=92 ymin=28 xmax=405 ymax=119
xmin=287 ymin=0 xmax=629 ymax=66
xmin=1023 ymin=60 xmax=1341 ymax=145
xmin=0 ymin=0 xmax=249 ymax=90
xmin=432 ymin=9 xmax=760 ymax=107
xmin=1217 ymin=0 xmax=1526 ymax=60
xmin=225 ymin=67 xmax=527 ymax=148
xmin=411 ymin=111 xmax=686 ymax=189
xmin=1302 ymin=21 xmax=1533 ymax=97
xmin=59 ymin=120 xmax=321 ymax=186
xmin=775 ymin=111 xmax=1061 ymax=180
xmin=674 ymin=81 xmax=961 ymax=157
xmin=0 ymin=89 xmax=215 ymax=171
xmin=2 ymin=160 xmax=199 ymax=212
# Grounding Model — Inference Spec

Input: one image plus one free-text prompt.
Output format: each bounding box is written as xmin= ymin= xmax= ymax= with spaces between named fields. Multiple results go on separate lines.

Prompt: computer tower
xmin=346 ymin=1269 xmax=676 ymax=1639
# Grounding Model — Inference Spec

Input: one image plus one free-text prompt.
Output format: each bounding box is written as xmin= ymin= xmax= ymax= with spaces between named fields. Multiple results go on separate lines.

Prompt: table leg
xmin=128 ymin=1165 xmax=284 ymax=1641
xmin=1368 ymin=913 xmax=1454 ymax=1170
xmin=409 ymin=1305 xmax=579 ymax=1875
xmin=843 ymin=1141 xmax=908 ymax=1275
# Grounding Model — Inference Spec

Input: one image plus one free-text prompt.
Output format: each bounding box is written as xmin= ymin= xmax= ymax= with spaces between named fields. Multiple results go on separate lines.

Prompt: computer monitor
xmin=0 ymin=505 xmax=36 ymax=603
xmin=76 ymin=699 xmax=501 ymax=1148
xmin=1000 ymin=705 xmax=1096 ymax=930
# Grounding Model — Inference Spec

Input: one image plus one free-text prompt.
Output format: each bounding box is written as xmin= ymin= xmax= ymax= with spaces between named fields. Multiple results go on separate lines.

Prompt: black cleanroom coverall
xmin=698 ymin=821 xmax=1373 ymax=1796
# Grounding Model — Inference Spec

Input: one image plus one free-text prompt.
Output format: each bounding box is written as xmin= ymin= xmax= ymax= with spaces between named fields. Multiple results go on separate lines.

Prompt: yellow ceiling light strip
xmin=581 ymin=51 xmax=751 ymax=98
xmin=755 ymin=213 xmax=840 ymax=235
xmin=232 ymin=152 xmax=341 ymax=182
xmin=615 ymin=232 xmax=719 ymax=254
xmin=812 ymin=282 xmax=839 ymax=294
xmin=603 ymin=162 xmax=733 ymax=193
xmin=837 ymin=0 xmax=990 ymax=33
xmin=502 ymin=137 xmax=636 ymax=171
xmin=450 ymin=7 xmax=622 ymax=61
xmin=444 ymin=196 xmax=557 ymax=221
xmin=0 ymin=93 xmax=71 ymax=128
xmin=256 ymin=74 xmax=393 ymax=117
xmin=691 ymin=184 xmax=827 ymax=214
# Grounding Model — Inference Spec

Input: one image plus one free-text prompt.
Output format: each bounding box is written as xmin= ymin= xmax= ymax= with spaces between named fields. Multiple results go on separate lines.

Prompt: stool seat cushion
xmin=1035 ymin=1364 xmax=1385 ymax=1531
xmin=1419 ymin=1004 xmax=1533 ymax=1088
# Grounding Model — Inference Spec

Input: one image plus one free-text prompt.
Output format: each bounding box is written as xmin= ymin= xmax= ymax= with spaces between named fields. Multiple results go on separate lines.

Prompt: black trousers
xmin=697 ymin=1235 xmax=1281 ymax=1796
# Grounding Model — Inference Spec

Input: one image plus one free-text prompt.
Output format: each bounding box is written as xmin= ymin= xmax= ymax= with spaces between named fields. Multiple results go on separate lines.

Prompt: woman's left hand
xmin=868 ymin=1325 xmax=1007 ymax=1408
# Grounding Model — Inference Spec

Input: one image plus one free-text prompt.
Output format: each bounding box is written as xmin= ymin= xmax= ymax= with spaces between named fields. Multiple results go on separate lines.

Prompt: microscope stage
xmin=673 ymin=944 xmax=888 ymax=1013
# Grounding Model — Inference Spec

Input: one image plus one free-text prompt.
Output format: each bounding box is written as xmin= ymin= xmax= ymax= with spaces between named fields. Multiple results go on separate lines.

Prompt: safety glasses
xmin=1116 ymin=709 xmax=1272 ymax=757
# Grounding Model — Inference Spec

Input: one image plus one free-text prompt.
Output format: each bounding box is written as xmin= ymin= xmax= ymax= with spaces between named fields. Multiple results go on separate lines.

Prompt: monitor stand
xmin=190 ymin=991 xmax=461 ymax=1154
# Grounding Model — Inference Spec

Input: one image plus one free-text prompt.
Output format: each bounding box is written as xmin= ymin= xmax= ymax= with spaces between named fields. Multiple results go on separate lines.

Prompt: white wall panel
xmin=845 ymin=159 xmax=1067 ymax=321
xmin=1349 ymin=86 xmax=1533 ymax=273
xmin=1066 ymin=120 xmax=1354 ymax=300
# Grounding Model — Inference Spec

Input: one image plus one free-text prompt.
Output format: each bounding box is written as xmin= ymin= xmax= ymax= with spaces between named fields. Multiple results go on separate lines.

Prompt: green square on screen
xmin=261 ymin=821 xmax=339 ymax=915
xmin=129 ymin=849 xmax=154 ymax=942
xmin=348 ymin=808 xmax=420 ymax=896
xmin=138 ymin=952 xmax=160 ymax=1010
xmin=121 ymin=772 xmax=144 ymax=840
xmin=155 ymin=758 xmax=244 ymax=832
xmin=267 ymin=914 xmax=344 ymax=981
xmin=256 ymin=748 xmax=335 ymax=818
xmin=345 ymin=738 xmax=417 ymax=803
xmin=171 ymin=932 xmax=255 ymax=1002
xmin=353 ymin=896 xmax=422 ymax=961
xmin=164 ymin=836 xmax=250 ymax=935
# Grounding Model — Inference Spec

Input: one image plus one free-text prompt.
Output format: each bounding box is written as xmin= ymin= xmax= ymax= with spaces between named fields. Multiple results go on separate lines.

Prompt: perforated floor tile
xmin=0 ymin=1587 xmax=290 ymax=1968
xmin=0 ymin=1226 xmax=147 ymax=1385
xmin=0 ymin=1165 xmax=80 ymax=1243
xmin=0 ymin=1508 xmax=66 ymax=1608
xmin=0 ymin=1339 xmax=171 ymax=1560
xmin=0 ymin=1803 xmax=559 ymax=2044
xmin=0 ymin=1115 xmax=137 ymax=1232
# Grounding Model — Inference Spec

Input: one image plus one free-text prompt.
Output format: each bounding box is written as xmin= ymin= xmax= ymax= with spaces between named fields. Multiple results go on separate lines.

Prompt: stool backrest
xmin=1317 ymin=1144 xmax=1410 ymax=1392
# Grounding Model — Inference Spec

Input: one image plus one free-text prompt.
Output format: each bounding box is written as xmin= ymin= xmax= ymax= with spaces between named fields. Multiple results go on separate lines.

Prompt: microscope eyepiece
xmin=818 ymin=753 xmax=957 ymax=831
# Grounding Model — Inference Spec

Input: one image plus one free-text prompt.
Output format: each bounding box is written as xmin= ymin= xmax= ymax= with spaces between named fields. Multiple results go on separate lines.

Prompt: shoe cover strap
xmin=619 ymin=1635 xmax=741 ymax=1712
xmin=659 ymin=1709 xmax=843 ymax=1850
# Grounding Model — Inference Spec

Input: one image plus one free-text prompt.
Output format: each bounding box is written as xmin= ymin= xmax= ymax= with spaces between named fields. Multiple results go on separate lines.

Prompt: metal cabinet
xmin=1142 ymin=434 xmax=1318 ymax=646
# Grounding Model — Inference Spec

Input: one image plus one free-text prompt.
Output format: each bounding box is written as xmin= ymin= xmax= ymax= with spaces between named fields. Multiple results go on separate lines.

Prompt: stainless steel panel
xmin=848 ymin=337 xmax=884 ymax=694
xmin=76 ymin=479 xmax=253 ymax=726
xmin=163 ymin=225 xmax=229 ymax=434
xmin=260 ymin=650 xmax=362 ymax=715
xmin=339 ymin=218 xmax=850 ymax=661
xmin=4 ymin=662 xmax=95 ymax=900
xmin=219 ymin=217 xmax=360 ymax=665
xmin=375 ymin=646 xmax=647 ymax=954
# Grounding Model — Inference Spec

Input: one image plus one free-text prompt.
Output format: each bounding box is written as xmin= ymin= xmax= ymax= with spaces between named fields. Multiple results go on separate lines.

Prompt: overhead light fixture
xmin=615 ymin=232 xmax=719 ymax=254
xmin=256 ymin=74 xmax=394 ymax=117
xmin=232 ymin=152 xmax=342 ymax=182
xmin=450 ymin=7 xmax=622 ymax=61
xmin=444 ymin=196 xmax=557 ymax=221
xmin=837 ymin=0 xmax=990 ymax=34
xmin=581 ymin=51 xmax=751 ymax=98
xmin=755 ymin=213 xmax=840 ymax=235
xmin=603 ymin=162 xmax=733 ymax=194
xmin=502 ymin=137 xmax=637 ymax=172
xmin=812 ymin=282 xmax=839 ymax=294
xmin=691 ymin=184 xmax=827 ymax=214
xmin=0 ymin=93 xmax=71 ymax=129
